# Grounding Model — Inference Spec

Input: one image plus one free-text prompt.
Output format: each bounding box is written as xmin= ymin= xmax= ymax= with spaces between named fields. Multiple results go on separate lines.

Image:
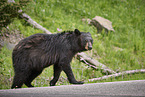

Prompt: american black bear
xmin=11 ymin=29 xmax=93 ymax=88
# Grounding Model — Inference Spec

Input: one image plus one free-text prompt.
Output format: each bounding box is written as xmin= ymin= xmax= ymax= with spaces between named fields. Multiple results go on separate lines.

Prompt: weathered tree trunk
xmin=88 ymin=69 xmax=145 ymax=82
xmin=18 ymin=10 xmax=51 ymax=34
xmin=77 ymin=52 xmax=116 ymax=74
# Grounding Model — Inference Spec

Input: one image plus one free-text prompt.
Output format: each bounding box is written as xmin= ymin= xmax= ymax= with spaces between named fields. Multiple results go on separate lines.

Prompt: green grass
xmin=0 ymin=0 xmax=145 ymax=89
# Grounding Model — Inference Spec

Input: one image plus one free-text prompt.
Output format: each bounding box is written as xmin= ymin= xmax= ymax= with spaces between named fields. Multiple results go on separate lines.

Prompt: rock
xmin=0 ymin=29 xmax=23 ymax=50
xmin=82 ymin=16 xmax=115 ymax=33
xmin=0 ymin=41 xmax=16 ymax=50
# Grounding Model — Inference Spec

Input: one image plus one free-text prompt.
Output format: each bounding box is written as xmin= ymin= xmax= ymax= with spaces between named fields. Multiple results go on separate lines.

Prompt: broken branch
xmin=18 ymin=10 xmax=51 ymax=34
xmin=88 ymin=69 xmax=145 ymax=82
xmin=77 ymin=52 xmax=116 ymax=74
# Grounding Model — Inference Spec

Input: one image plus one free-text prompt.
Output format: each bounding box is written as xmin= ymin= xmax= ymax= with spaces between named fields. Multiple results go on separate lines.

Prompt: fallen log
xmin=88 ymin=69 xmax=145 ymax=82
xmin=77 ymin=52 xmax=116 ymax=74
xmin=18 ymin=10 xmax=51 ymax=34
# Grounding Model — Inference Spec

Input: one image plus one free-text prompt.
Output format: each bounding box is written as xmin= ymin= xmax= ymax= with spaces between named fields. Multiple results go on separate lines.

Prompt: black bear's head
xmin=74 ymin=29 xmax=93 ymax=51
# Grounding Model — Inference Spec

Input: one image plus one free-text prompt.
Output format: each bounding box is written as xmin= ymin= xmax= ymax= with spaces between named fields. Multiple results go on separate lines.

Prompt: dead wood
xmin=88 ymin=69 xmax=145 ymax=82
xmin=77 ymin=52 xmax=116 ymax=74
xmin=18 ymin=10 xmax=51 ymax=34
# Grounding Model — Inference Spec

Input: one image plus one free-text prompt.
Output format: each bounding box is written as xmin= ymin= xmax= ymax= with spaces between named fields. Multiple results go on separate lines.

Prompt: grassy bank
xmin=0 ymin=0 xmax=145 ymax=89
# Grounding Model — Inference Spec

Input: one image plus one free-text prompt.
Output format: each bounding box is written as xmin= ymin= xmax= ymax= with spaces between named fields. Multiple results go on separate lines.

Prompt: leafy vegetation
xmin=0 ymin=0 xmax=145 ymax=89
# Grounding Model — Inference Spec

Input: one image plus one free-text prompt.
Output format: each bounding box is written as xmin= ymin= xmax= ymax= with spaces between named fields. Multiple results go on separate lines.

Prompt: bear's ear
xmin=74 ymin=29 xmax=81 ymax=35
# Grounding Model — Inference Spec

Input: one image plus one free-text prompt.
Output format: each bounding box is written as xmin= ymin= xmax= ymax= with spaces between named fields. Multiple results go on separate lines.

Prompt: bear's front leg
xmin=62 ymin=64 xmax=84 ymax=84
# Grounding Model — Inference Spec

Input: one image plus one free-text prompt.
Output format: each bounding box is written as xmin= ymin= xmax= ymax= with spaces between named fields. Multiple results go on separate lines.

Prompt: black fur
xmin=11 ymin=29 xmax=93 ymax=88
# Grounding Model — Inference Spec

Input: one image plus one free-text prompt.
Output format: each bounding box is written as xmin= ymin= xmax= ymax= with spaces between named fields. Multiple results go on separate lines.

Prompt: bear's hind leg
xmin=11 ymin=72 xmax=28 ymax=89
xmin=24 ymin=70 xmax=42 ymax=87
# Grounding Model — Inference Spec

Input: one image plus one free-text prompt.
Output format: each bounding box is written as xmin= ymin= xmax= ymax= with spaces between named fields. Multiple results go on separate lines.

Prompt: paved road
xmin=0 ymin=80 xmax=145 ymax=97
